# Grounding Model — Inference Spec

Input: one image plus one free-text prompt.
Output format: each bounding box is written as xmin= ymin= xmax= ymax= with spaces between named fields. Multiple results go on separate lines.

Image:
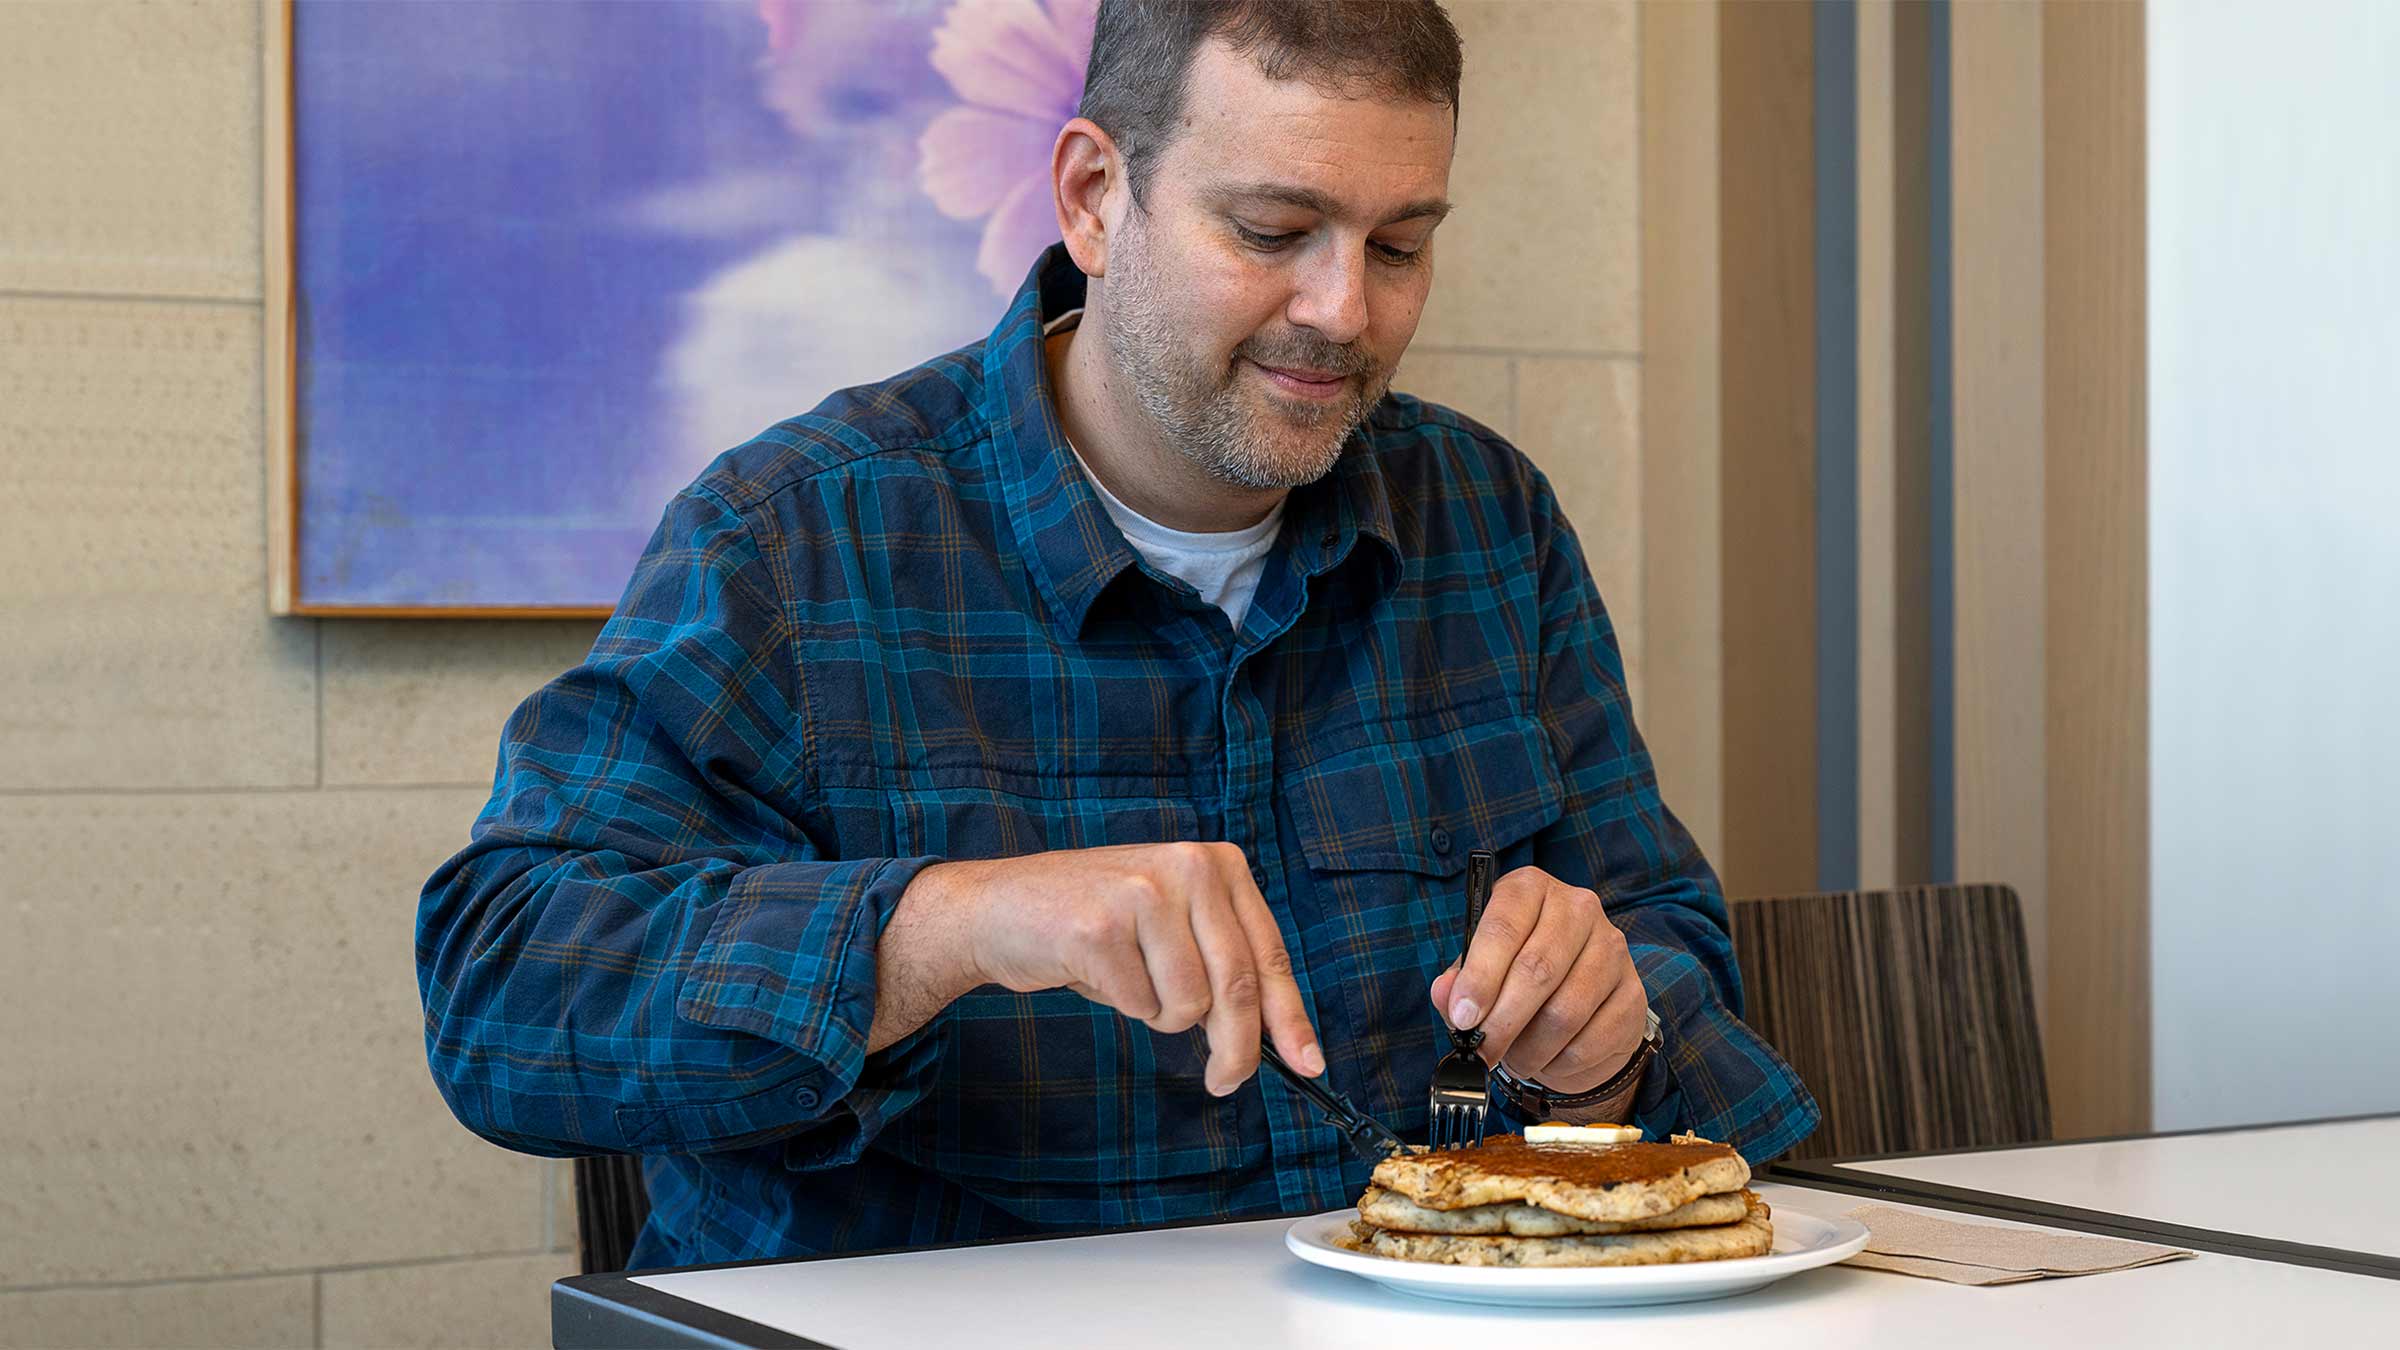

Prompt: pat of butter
xmin=1524 ymin=1121 xmax=1643 ymax=1145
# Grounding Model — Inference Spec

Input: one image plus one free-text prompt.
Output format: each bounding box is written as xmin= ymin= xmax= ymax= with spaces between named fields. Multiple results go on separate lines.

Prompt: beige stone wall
xmin=1405 ymin=0 xmax=1647 ymax=706
xmin=0 ymin=2 xmax=1641 ymax=1345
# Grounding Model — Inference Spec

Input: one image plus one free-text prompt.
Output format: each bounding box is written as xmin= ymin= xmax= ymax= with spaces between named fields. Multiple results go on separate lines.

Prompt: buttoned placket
xmin=1221 ymin=526 xmax=1359 ymax=1213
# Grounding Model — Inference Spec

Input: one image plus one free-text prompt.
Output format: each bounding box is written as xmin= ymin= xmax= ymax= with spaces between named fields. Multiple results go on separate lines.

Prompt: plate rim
xmin=1284 ymin=1206 xmax=1871 ymax=1289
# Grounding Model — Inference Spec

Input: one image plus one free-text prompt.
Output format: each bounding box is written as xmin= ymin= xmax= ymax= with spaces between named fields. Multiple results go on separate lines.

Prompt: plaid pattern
xmin=417 ymin=246 xmax=1818 ymax=1269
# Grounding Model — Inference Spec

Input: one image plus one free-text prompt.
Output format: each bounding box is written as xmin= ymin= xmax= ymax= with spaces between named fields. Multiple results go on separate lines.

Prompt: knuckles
xmin=1217 ymin=966 xmax=1263 ymax=1013
xmin=1513 ymin=949 xmax=1561 ymax=990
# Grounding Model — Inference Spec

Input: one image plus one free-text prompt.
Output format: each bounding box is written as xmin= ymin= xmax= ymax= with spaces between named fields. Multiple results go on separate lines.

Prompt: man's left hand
xmin=1427 ymin=866 xmax=1648 ymax=1098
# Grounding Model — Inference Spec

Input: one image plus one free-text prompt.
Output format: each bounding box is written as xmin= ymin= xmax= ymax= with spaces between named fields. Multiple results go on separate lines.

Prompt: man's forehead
xmin=1168 ymin=40 xmax=1456 ymax=221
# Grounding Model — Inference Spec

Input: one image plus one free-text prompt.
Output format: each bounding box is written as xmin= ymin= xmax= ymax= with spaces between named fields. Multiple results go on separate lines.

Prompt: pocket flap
xmin=1287 ymin=716 xmax=1565 ymax=877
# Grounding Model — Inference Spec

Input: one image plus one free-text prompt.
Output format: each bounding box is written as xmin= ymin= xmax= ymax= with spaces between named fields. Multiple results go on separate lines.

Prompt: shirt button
xmin=1251 ymin=865 xmax=1269 ymax=889
xmin=792 ymin=1086 xmax=820 ymax=1112
xmin=1430 ymin=827 xmax=1453 ymax=855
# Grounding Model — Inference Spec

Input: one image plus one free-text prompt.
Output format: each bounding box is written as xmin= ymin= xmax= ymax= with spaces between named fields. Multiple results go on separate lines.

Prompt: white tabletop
xmin=1819 ymin=1116 xmax=2400 ymax=1258
xmin=624 ymin=1182 xmax=2399 ymax=1348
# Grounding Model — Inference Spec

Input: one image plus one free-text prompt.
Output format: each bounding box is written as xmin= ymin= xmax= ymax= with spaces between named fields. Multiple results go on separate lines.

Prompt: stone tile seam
xmin=0 ymin=288 xmax=263 ymax=309
xmin=0 ymin=1245 xmax=569 ymax=1298
xmin=0 ymin=782 xmax=486 ymax=798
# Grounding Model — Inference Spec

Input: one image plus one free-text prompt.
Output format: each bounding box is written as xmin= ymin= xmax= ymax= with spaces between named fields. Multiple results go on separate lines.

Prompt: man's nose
xmin=1286 ymin=241 xmax=1370 ymax=347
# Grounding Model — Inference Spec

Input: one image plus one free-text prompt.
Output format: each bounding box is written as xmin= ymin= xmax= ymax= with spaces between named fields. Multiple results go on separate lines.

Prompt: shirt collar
xmin=981 ymin=244 xmax=1403 ymax=638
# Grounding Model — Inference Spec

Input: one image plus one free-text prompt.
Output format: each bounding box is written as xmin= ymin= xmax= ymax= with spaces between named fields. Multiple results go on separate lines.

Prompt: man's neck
xmin=1043 ymin=316 xmax=1287 ymax=534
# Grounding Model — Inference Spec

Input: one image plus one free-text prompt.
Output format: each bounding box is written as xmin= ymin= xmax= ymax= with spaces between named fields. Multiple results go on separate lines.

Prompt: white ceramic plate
xmin=1285 ymin=1207 xmax=1871 ymax=1308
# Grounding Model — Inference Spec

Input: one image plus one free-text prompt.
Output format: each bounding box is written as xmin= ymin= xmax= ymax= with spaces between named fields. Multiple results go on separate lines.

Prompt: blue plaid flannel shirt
xmin=416 ymin=246 xmax=1818 ymax=1269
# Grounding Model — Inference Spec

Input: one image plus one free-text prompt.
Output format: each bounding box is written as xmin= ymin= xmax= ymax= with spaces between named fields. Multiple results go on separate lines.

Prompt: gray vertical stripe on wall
xmin=1814 ymin=0 xmax=1861 ymax=892
xmin=1927 ymin=0 xmax=1957 ymax=883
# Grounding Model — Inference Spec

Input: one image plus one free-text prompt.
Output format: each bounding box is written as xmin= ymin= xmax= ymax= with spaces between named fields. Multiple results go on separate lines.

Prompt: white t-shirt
xmin=1070 ymin=441 xmax=1284 ymax=632
xmin=1045 ymin=309 xmax=1285 ymax=631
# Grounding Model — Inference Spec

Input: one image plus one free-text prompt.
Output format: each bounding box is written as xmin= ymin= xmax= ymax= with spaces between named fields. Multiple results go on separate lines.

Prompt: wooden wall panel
xmin=1638 ymin=0 xmax=1727 ymax=862
xmin=2043 ymin=0 xmax=2151 ymax=1138
xmin=1717 ymin=1 xmax=1820 ymax=896
xmin=1950 ymin=0 xmax=2050 ymax=1006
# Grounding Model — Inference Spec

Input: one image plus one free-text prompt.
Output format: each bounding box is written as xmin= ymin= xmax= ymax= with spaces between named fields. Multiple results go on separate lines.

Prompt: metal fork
xmin=1427 ymin=848 xmax=1497 ymax=1150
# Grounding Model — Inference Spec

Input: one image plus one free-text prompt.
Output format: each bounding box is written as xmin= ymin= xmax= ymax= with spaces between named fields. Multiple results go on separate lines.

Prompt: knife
xmin=1257 ymin=1035 xmax=1412 ymax=1165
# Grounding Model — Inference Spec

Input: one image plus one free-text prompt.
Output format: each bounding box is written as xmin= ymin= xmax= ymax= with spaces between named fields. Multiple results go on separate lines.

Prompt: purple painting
xmin=290 ymin=0 xmax=1095 ymax=610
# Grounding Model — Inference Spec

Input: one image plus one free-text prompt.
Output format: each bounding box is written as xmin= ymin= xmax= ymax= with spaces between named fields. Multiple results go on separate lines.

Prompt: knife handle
xmin=1257 ymin=1036 xmax=1408 ymax=1162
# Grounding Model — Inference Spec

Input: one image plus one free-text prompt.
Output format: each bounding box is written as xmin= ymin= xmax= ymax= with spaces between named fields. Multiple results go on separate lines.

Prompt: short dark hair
xmin=1077 ymin=0 xmax=1464 ymax=205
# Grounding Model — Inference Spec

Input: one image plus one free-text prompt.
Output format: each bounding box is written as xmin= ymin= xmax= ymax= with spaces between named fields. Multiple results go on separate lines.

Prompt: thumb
xmin=1429 ymin=965 xmax=1458 ymax=1017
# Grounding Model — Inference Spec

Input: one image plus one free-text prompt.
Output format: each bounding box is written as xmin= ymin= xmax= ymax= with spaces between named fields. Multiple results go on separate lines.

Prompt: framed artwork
xmin=265 ymin=0 xmax=1094 ymax=615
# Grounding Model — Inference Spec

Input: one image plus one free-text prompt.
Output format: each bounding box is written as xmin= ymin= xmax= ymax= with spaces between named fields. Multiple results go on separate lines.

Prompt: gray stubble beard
xmin=1102 ymin=224 xmax=1393 ymax=492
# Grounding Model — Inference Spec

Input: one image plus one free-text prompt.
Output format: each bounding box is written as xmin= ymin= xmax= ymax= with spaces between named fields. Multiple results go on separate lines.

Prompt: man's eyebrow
xmin=1209 ymin=181 xmax=1453 ymax=227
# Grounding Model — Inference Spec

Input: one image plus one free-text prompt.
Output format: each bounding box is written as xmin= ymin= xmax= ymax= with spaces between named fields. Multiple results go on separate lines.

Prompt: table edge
xmin=1789 ymin=1108 xmax=2400 ymax=1167
xmin=1766 ymin=1127 xmax=2400 ymax=1283
xmin=551 ymin=1209 xmax=1304 ymax=1349
xmin=554 ymin=1275 xmax=831 ymax=1350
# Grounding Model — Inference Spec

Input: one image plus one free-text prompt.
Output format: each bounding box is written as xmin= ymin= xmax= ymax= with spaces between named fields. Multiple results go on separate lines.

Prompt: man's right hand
xmin=888 ymin=842 xmax=1324 ymax=1095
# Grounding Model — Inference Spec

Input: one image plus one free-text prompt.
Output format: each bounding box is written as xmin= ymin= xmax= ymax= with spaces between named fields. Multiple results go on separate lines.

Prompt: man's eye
xmin=1372 ymin=241 xmax=1424 ymax=265
xmin=1236 ymin=226 xmax=1302 ymax=251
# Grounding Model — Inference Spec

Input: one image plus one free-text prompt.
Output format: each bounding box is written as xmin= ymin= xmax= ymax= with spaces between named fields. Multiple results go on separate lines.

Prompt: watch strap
xmin=1495 ymin=1007 xmax=1661 ymax=1115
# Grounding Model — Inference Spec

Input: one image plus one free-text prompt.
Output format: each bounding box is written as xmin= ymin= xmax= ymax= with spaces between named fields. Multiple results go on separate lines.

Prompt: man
xmin=417 ymin=0 xmax=1816 ymax=1269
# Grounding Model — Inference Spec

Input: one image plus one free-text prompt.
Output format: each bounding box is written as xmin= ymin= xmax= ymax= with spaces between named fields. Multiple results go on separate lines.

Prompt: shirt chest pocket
xmin=1283 ymin=715 xmax=1568 ymax=1070
xmin=1288 ymin=714 xmax=1567 ymax=880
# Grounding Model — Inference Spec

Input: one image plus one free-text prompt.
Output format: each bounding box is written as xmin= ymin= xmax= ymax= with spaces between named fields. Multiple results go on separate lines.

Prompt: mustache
xmin=1236 ymin=334 xmax=1377 ymax=380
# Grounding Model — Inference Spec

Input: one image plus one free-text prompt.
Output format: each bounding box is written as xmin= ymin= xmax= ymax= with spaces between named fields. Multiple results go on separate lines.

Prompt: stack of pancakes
xmin=1346 ymin=1131 xmax=1773 ymax=1267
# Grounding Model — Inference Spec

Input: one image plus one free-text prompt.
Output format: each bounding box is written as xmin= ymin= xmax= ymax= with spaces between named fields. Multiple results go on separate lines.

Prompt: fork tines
xmin=1427 ymin=1073 xmax=1490 ymax=1150
xmin=1427 ymin=848 xmax=1499 ymax=1151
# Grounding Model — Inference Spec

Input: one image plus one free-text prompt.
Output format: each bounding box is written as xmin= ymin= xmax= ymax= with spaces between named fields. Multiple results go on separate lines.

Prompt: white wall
xmin=2149 ymin=0 xmax=2400 ymax=1130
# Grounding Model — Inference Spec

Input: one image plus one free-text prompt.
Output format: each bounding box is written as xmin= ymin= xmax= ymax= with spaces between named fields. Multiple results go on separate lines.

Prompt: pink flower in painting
xmin=918 ymin=0 xmax=1099 ymax=296
xmin=754 ymin=0 xmax=950 ymax=139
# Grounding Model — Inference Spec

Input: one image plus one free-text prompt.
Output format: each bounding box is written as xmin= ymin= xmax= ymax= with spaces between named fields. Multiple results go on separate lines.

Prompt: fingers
xmin=1447 ymin=867 xmax=1546 ymax=1031
xmin=1500 ymin=921 xmax=1630 ymax=1075
xmin=1224 ymin=856 xmax=1322 ymax=1079
xmin=1132 ymin=877 xmax=1213 ymax=1035
xmin=1472 ymin=877 xmax=1602 ymax=1063
xmin=1048 ymin=841 xmax=1319 ymax=1096
xmin=1185 ymin=869 xmax=1264 ymax=1096
xmin=1060 ymin=888 xmax=1167 ymax=1024
xmin=1518 ymin=968 xmax=1649 ymax=1094
xmin=1428 ymin=962 xmax=1459 ymax=1021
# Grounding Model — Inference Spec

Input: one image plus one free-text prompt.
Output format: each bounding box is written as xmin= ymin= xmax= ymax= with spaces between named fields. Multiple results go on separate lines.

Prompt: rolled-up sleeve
xmin=415 ymin=484 xmax=942 ymax=1163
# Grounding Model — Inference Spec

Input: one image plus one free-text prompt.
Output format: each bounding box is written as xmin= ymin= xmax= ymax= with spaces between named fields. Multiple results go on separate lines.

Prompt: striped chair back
xmin=573 ymin=1154 xmax=651 ymax=1274
xmin=1727 ymin=883 xmax=2052 ymax=1160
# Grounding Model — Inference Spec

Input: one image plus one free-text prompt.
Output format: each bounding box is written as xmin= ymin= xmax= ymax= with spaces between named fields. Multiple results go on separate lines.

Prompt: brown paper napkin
xmin=1842 ymin=1204 xmax=2197 ymax=1286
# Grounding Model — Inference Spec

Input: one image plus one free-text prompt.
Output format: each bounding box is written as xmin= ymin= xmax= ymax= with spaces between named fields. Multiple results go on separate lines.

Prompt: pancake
xmin=1349 ymin=1194 xmax=1775 ymax=1267
xmin=1370 ymin=1133 xmax=1752 ymax=1223
xmin=1357 ymin=1183 xmax=1752 ymax=1236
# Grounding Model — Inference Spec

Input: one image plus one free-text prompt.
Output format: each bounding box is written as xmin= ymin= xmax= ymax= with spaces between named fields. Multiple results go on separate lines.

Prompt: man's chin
xmin=1207 ymin=430 xmax=1349 ymax=491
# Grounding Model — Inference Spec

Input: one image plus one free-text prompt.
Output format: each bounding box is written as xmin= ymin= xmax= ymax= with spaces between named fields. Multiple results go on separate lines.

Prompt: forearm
xmin=864 ymin=860 xmax=989 ymax=1054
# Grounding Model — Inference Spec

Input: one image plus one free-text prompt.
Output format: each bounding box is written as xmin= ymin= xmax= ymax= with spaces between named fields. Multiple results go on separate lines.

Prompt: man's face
xmin=1099 ymin=41 xmax=1456 ymax=491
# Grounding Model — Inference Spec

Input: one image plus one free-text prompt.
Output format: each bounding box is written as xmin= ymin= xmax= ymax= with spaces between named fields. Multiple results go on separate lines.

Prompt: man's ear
xmin=1053 ymin=117 xmax=1121 ymax=278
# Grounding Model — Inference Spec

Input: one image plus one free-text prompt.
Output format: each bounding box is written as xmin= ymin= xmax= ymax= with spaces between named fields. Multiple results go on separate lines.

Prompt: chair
xmin=1726 ymin=883 xmax=2052 ymax=1161
xmin=573 ymin=1155 xmax=652 ymax=1274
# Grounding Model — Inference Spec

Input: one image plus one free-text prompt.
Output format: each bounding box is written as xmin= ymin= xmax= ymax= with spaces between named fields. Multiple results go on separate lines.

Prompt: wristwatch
xmin=1491 ymin=1006 xmax=1661 ymax=1117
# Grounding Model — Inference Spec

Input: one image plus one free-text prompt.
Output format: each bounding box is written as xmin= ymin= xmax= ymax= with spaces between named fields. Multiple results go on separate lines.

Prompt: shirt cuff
xmin=637 ymin=854 xmax=946 ymax=1154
